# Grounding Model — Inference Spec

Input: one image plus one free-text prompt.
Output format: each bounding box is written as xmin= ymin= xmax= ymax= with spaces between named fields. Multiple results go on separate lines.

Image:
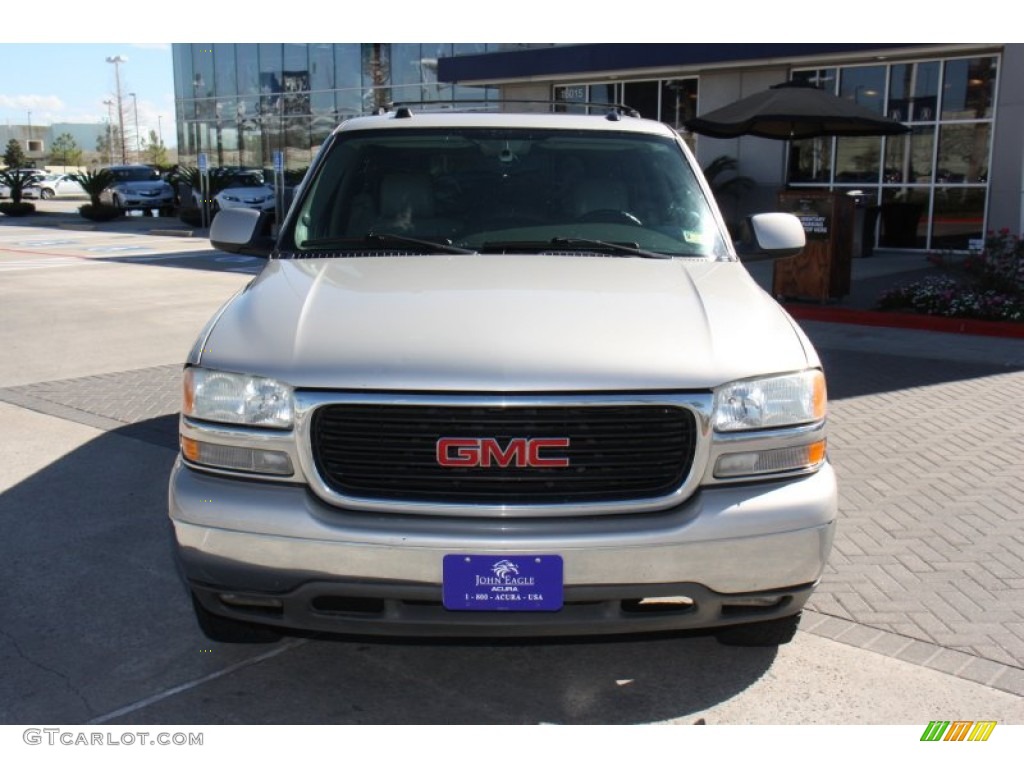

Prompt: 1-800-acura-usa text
xmin=169 ymin=108 xmax=836 ymax=645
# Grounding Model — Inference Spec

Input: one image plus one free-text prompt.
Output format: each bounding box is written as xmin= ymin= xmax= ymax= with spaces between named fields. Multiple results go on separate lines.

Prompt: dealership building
xmin=172 ymin=43 xmax=1022 ymax=251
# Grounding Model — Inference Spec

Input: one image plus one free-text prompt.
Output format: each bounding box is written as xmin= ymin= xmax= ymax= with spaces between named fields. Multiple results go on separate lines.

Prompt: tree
xmin=49 ymin=133 xmax=83 ymax=169
xmin=0 ymin=168 xmax=37 ymax=208
xmin=142 ymin=129 xmax=168 ymax=167
xmin=95 ymin=127 xmax=122 ymax=166
xmin=3 ymin=139 xmax=27 ymax=169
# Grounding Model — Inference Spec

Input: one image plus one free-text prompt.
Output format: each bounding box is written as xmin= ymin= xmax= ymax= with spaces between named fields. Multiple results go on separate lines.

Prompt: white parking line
xmin=0 ymin=257 xmax=99 ymax=272
xmin=85 ymin=638 xmax=308 ymax=724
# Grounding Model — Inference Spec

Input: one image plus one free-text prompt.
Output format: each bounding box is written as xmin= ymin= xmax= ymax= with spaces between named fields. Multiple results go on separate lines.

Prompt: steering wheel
xmin=575 ymin=209 xmax=644 ymax=227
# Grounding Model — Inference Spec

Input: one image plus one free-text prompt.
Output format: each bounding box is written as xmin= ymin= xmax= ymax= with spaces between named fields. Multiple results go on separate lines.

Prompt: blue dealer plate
xmin=442 ymin=554 xmax=563 ymax=611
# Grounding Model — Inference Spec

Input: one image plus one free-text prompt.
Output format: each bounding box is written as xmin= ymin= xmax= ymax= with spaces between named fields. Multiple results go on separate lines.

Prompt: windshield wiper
xmin=298 ymin=233 xmax=476 ymax=255
xmin=366 ymin=232 xmax=477 ymax=255
xmin=548 ymin=237 xmax=672 ymax=260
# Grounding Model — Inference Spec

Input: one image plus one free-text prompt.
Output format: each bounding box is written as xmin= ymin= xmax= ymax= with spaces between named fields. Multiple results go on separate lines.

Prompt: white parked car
xmin=192 ymin=170 xmax=275 ymax=214
xmin=0 ymin=169 xmax=46 ymax=198
xmin=28 ymin=174 xmax=87 ymax=199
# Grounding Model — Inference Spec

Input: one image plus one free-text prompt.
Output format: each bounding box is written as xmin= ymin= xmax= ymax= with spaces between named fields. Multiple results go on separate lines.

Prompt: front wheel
xmin=715 ymin=612 xmax=801 ymax=647
xmin=40 ymin=188 xmax=55 ymax=200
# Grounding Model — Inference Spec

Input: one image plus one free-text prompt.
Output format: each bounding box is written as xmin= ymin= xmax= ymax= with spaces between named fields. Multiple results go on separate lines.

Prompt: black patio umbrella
xmin=684 ymin=81 xmax=910 ymax=140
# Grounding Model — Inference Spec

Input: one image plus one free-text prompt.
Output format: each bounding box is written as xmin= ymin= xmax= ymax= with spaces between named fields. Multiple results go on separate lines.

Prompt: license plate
xmin=442 ymin=554 xmax=563 ymax=611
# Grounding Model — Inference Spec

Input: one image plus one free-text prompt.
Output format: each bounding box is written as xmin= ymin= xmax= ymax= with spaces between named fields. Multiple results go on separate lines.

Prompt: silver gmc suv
xmin=170 ymin=108 xmax=836 ymax=646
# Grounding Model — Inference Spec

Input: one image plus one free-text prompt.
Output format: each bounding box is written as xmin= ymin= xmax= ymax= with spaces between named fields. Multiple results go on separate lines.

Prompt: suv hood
xmin=199 ymin=256 xmax=812 ymax=391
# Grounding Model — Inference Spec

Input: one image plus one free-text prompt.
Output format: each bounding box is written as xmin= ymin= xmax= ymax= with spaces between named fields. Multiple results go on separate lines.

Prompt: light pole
xmin=129 ymin=92 xmax=140 ymax=163
xmin=106 ymin=55 xmax=128 ymax=164
xmin=102 ymin=100 xmax=116 ymax=165
xmin=157 ymin=115 xmax=163 ymax=146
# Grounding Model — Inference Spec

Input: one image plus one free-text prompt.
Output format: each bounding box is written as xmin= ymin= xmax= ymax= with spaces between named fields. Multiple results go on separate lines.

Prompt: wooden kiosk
xmin=771 ymin=190 xmax=854 ymax=303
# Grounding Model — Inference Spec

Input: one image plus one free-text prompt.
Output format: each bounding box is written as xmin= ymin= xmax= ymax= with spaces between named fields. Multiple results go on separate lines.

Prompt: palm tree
xmin=0 ymin=168 xmax=37 ymax=205
xmin=68 ymin=169 xmax=118 ymax=220
xmin=68 ymin=169 xmax=114 ymax=207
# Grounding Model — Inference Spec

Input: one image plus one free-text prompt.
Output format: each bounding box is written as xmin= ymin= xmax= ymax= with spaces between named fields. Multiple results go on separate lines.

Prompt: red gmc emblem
xmin=436 ymin=437 xmax=571 ymax=468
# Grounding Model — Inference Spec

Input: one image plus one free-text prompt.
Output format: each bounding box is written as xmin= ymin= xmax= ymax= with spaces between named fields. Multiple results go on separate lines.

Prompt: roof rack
xmin=379 ymin=99 xmax=641 ymax=119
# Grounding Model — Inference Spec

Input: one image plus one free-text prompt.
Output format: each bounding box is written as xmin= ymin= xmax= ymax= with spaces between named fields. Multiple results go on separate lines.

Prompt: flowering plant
xmin=878 ymin=230 xmax=1024 ymax=322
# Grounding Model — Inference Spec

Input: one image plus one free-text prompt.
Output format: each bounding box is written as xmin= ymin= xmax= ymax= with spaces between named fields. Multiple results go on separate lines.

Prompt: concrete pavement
xmin=1 ymin=212 xmax=1022 ymax=724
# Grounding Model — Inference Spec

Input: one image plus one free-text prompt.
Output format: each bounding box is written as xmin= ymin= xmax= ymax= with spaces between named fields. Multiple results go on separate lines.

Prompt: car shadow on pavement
xmin=0 ymin=414 xmax=778 ymax=725
xmin=819 ymin=347 xmax=1022 ymax=401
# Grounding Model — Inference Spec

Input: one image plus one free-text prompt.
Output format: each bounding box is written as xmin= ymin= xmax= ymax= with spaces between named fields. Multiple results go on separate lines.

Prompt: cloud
xmin=0 ymin=94 xmax=66 ymax=112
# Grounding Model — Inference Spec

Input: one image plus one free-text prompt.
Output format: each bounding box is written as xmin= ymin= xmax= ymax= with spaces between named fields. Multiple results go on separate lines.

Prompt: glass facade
xmin=553 ymin=77 xmax=699 ymax=147
xmin=173 ymin=44 xmax=498 ymax=173
xmin=788 ymin=55 xmax=999 ymax=250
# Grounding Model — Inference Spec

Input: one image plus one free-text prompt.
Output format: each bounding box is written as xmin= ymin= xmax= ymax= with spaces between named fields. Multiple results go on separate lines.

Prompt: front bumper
xmin=170 ymin=460 xmax=836 ymax=637
xmin=120 ymin=195 xmax=173 ymax=208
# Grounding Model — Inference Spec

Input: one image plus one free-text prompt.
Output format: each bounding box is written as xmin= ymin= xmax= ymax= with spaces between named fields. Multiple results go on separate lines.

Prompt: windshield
xmin=286 ymin=128 xmax=729 ymax=259
xmin=111 ymin=167 xmax=159 ymax=182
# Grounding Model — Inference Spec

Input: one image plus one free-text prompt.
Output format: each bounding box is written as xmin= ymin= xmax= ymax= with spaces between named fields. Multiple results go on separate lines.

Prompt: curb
xmin=149 ymin=228 xmax=195 ymax=237
xmin=784 ymin=304 xmax=1024 ymax=340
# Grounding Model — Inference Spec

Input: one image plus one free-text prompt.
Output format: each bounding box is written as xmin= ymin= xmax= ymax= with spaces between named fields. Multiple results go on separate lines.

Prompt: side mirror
xmin=210 ymin=208 xmax=274 ymax=257
xmin=737 ymin=212 xmax=805 ymax=260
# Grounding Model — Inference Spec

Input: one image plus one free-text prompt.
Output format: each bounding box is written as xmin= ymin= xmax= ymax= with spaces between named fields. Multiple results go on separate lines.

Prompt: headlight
xmin=183 ymin=368 xmax=293 ymax=428
xmin=222 ymin=194 xmax=240 ymax=202
xmin=713 ymin=370 xmax=826 ymax=432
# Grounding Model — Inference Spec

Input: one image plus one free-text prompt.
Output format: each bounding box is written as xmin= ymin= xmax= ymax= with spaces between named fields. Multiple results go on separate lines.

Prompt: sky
xmin=0 ymin=44 xmax=176 ymax=147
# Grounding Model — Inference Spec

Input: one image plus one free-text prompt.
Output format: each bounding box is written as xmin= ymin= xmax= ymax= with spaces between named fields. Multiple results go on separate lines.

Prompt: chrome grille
xmin=311 ymin=403 xmax=697 ymax=505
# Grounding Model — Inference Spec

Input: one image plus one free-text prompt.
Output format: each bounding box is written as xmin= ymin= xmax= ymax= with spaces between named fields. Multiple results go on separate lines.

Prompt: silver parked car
xmin=171 ymin=109 xmax=836 ymax=645
xmin=99 ymin=165 xmax=175 ymax=214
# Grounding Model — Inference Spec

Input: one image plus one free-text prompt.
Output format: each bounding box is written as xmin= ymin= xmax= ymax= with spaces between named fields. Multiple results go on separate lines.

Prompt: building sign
xmin=782 ymin=195 xmax=831 ymax=241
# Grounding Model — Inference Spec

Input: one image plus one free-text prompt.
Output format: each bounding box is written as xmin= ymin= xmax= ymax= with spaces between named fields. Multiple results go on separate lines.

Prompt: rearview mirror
xmin=209 ymin=208 xmax=274 ymax=257
xmin=737 ymin=212 xmax=805 ymax=260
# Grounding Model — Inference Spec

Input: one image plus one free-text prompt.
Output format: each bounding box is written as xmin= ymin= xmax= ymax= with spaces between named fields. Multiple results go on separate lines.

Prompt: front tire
xmin=191 ymin=593 xmax=282 ymax=644
xmin=40 ymin=188 xmax=55 ymax=200
xmin=715 ymin=612 xmax=801 ymax=647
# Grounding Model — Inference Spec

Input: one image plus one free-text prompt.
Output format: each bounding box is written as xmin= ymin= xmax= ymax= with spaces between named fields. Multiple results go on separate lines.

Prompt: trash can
xmin=847 ymin=191 xmax=880 ymax=259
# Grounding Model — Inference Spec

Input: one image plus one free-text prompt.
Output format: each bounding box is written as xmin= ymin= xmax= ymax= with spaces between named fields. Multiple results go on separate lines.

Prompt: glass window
xmin=879 ymin=188 xmax=930 ymax=248
xmin=884 ymin=127 xmax=935 ymax=184
xmin=236 ymin=44 xmax=259 ymax=97
xmin=791 ymin=68 xmax=837 ymax=93
xmin=553 ymin=85 xmax=587 ymax=113
xmin=282 ymin=44 xmax=310 ymax=118
xmin=937 ymin=123 xmax=990 ymax=184
xmin=259 ymin=43 xmax=283 ymax=115
xmin=839 ymin=66 xmax=885 ymax=114
xmin=788 ymin=137 xmax=833 ymax=183
xmin=334 ymin=44 xmax=362 ymax=118
xmin=309 ymin=44 xmax=334 ymax=92
xmin=888 ymin=61 xmax=939 ymax=122
xmin=660 ymin=79 xmax=698 ymax=130
xmin=834 ymin=136 xmax=881 ymax=184
xmin=173 ymin=44 xmax=191 ymax=103
xmin=192 ymin=44 xmax=216 ymax=122
xmin=587 ymin=83 xmax=618 ymax=110
xmin=931 ymin=187 xmax=986 ymax=249
xmin=213 ymin=44 xmax=236 ymax=99
xmin=362 ymin=44 xmax=390 ymax=112
xmin=622 ymin=81 xmax=659 ymax=121
xmin=942 ymin=57 xmax=997 ymax=121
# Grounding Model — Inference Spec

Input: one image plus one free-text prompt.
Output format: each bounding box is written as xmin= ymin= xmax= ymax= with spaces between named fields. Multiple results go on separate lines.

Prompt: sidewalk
xmin=746 ymin=250 xmax=1024 ymax=340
